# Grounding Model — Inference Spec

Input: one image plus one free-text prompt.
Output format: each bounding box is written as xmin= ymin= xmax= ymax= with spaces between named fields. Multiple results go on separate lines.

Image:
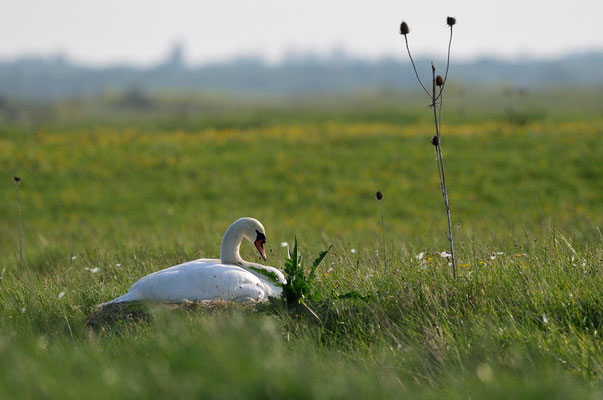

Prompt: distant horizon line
xmin=1 ymin=47 xmax=602 ymax=69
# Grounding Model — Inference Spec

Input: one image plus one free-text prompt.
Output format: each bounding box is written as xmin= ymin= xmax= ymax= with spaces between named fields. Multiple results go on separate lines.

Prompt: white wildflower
xmin=90 ymin=267 xmax=100 ymax=273
xmin=416 ymin=252 xmax=424 ymax=260
xmin=115 ymin=263 xmax=121 ymax=267
xmin=280 ymin=242 xmax=289 ymax=247
xmin=542 ymin=313 xmax=549 ymax=324
xmin=489 ymin=254 xmax=496 ymax=260
xmin=58 ymin=291 xmax=65 ymax=299
xmin=496 ymin=252 xmax=504 ymax=255
xmin=440 ymin=251 xmax=451 ymax=258
xmin=71 ymin=256 xmax=77 ymax=260
xmin=351 ymin=248 xmax=357 ymax=254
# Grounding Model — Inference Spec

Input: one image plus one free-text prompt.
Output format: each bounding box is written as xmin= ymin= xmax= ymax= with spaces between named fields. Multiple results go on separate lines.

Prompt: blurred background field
xmin=1 ymin=1 xmax=602 ymax=398
xmin=1 ymin=89 xmax=601 ymax=256
xmin=1 ymin=91 xmax=601 ymax=399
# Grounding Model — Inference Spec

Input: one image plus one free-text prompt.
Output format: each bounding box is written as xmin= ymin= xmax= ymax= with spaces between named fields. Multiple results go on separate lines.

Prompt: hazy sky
xmin=1 ymin=0 xmax=602 ymax=66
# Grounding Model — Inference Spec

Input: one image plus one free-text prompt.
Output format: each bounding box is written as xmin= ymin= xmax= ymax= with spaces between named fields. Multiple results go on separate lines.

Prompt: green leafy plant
xmin=254 ymin=238 xmax=331 ymax=307
xmin=281 ymin=238 xmax=331 ymax=305
xmin=255 ymin=239 xmax=369 ymax=324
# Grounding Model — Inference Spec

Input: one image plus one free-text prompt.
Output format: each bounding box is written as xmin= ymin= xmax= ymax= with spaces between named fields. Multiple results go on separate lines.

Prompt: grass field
xmin=0 ymin=98 xmax=602 ymax=398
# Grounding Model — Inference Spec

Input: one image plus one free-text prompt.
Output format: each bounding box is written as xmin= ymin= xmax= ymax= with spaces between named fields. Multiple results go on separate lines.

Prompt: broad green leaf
xmin=335 ymin=291 xmax=371 ymax=301
xmin=309 ymin=245 xmax=332 ymax=282
xmin=249 ymin=267 xmax=282 ymax=286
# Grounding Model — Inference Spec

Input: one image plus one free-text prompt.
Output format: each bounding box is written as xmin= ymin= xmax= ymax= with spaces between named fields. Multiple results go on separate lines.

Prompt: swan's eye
xmin=254 ymin=230 xmax=268 ymax=260
xmin=255 ymin=230 xmax=266 ymax=244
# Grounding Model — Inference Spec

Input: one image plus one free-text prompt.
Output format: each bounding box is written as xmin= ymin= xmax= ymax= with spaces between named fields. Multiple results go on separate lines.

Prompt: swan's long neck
xmin=219 ymin=219 xmax=287 ymax=285
xmin=220 ymin=223 xmax=245 ymax=264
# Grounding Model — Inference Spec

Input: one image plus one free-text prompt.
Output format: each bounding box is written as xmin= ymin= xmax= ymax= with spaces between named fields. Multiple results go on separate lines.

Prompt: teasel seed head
xmin=447 ymin=17 xmax=456 ymax=26
xmin=436 ymin=75 xmax=444 ymax=86
xmin=13 ymin=176 xmax=21 ymax=183
xmin=399 ymin=21 xmax=410 ymax=35
xmin=431 ymin=136 xmax=439 ymax=146
xmin=376 ymin=191 xmax=384 ymax=201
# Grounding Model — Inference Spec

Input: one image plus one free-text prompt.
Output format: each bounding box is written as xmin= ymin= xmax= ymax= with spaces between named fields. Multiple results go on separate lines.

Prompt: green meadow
xmin=0 ymin=95 xmax=601 ymax=398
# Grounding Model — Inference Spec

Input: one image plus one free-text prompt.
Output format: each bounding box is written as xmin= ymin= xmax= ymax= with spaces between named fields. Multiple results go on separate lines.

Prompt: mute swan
xmin=102 ymin=218 xmax=286 ymax=305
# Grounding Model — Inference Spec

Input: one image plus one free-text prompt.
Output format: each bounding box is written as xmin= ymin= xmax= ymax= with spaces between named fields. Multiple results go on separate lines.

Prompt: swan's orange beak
xmin=255 ymin=239 xmax=267 ymax=261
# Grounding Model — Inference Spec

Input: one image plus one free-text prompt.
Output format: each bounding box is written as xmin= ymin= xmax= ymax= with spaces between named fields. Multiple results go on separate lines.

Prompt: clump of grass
xmin=400 ymin=17 xmax=458 ymax=278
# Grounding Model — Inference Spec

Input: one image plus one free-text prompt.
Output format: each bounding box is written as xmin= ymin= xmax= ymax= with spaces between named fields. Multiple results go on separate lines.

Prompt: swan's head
xmin=237 ymin=217 xmax=267 ymax=261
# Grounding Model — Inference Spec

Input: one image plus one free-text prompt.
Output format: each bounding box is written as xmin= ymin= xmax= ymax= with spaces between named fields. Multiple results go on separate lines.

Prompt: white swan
xmin=102 ymin=218 xmax=286 ymax=305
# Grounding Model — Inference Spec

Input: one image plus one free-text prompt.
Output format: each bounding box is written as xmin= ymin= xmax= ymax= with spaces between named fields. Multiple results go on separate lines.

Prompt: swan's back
xmin=106 ymin=259 xmax=279 ymax=304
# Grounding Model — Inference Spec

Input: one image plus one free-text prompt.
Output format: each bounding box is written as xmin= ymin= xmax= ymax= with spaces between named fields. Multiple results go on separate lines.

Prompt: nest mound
xmin=87 ymin=300 xmax=258 ymax=331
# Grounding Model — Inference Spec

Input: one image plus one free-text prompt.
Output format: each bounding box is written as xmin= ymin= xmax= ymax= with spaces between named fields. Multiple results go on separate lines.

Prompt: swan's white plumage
xmin=102 ymin=218 xmax=285 ymax=305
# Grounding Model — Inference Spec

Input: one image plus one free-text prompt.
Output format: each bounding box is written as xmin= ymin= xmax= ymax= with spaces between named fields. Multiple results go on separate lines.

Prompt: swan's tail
xmin=97 ymin=292 xmax=138 ymax=308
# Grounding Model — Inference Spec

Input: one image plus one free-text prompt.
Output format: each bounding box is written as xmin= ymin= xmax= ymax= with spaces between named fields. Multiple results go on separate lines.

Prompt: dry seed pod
xmin=400 ymin=21 xmax=410 ymax=35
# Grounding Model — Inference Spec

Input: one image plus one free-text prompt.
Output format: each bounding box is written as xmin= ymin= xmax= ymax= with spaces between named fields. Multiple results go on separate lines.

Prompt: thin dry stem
xmin=434 ymin=25 xmax=454 ymax=102
xmin=402 ymin=21 xmax=457 ymax=278
xmin=403 ymin=35 xmax=431 ymax=98
xmin=379 ymin=199 xmax=386 ymax=263
xmin=431 ymin=63 xmax=456 ymax=278
xmin=16 ymin=181 xmax=23 ymax=266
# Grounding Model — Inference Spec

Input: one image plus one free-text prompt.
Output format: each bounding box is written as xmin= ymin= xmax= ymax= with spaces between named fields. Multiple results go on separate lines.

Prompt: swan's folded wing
xmin=127 ymin=261 xmax=267 ymax=302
